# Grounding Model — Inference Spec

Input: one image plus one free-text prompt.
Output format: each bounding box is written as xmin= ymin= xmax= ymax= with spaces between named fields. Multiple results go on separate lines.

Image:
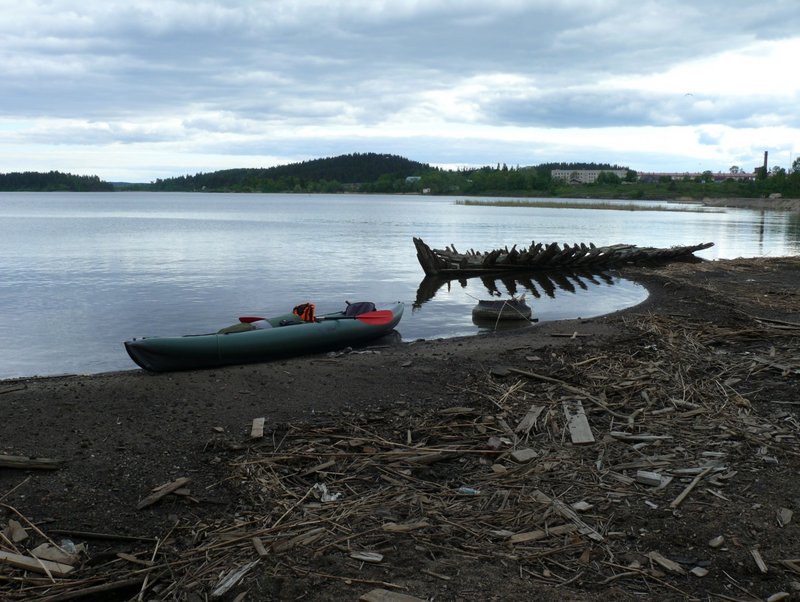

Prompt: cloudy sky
xmin=1 ymin=0 xmax=798 ymax=182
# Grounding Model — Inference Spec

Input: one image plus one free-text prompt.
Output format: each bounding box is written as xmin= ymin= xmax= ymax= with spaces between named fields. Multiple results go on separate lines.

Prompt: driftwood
xmin=0 ymin=454 xmax=61 ymax=471
xmin=413 ymin=237 xmax=714 ymax=276
xmin=2 ymin=276 xmax=798 ymax=600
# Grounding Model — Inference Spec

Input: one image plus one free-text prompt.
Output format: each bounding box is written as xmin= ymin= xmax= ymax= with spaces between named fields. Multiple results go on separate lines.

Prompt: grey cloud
xmin=1 ymin=0 xmax=799 ymax=178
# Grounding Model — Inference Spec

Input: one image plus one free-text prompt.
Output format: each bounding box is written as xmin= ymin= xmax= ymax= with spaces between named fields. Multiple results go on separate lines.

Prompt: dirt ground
xmin=2 ymin=252 xmax=800 ymax=601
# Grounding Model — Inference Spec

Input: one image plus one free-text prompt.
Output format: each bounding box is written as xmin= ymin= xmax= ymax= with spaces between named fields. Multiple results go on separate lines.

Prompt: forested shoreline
xmin=3 ymin=152 xmax=799 ymax=198
xmin=0 ymin=171 xmax=114 ymax=192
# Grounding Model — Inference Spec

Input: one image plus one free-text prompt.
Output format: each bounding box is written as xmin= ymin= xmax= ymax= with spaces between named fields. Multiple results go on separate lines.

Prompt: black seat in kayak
xmin=344 ymin=301 xmax=376 ymax=317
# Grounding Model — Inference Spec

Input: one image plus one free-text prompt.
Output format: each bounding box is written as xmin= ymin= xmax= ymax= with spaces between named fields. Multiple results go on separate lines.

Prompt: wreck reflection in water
xmin=407 ymin=267 xmax=648 ymax=340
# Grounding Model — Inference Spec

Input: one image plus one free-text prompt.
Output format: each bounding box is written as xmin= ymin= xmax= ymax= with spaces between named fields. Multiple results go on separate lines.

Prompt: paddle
xmin=317 ymin=310 xmax=394 ymax=326
xmin=238 ymin=310 xmax=395 ymax=326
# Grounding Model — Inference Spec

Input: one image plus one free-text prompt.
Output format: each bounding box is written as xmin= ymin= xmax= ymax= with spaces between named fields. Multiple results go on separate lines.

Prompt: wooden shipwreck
xmin=413 ymin=237 xmax=714 ymax=277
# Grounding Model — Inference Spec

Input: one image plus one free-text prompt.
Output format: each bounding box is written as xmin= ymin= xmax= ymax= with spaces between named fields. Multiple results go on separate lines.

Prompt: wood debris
xmin=136 ymin=476 xmax=191 ymax=510
xmin=2 ymin=305 xmax=799 ymax=600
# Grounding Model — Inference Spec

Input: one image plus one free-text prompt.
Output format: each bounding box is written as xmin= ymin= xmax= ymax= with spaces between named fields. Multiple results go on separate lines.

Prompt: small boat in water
xmin=125 ymin=302 xmax=404 ymax=372
xmin=472 ymin=296 xmax=532 ymax=321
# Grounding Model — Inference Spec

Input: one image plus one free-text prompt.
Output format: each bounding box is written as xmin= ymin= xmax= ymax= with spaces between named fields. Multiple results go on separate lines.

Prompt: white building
xmin=551 ymin=169 xmax=628 ymax=184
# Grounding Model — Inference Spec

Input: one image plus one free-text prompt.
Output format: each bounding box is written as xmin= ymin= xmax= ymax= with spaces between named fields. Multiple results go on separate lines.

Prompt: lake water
xmin=1 ymin=192 xmax=798 ymax=379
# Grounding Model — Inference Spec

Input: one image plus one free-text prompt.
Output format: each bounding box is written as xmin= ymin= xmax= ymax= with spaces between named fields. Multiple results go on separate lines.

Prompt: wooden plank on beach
xmin=515 ymin=404 xmax=545 ymax=435
xmin=0 ymin=550 xmax=74 ymax=577
xmin=563 ymin=400 xmax=595 ymax=444
xmin=136 ymin=476 xmax=191 ymax=510
xmin=0 ymin=453 xmax=62 ymax=470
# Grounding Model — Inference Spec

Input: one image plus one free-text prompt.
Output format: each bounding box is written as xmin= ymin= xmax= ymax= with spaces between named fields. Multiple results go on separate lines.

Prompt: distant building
xmin=551 ymin=169 xmax=628 ymax=184
xmin=637 ymin=172 xmax=755 ymax=183
xmin=405 ymin=176 xmax=422 ymax=183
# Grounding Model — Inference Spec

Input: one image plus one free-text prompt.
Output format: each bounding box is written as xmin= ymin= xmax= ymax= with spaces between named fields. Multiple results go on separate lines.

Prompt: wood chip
xmin=250 ymin=417 xmax=265 ymax=439
xmin=514 ymin=404 xmax=545 ymax=434
xmin=136 ymin=477 xmax=191 ymax=510
xmin=211 ymin=560 xmax=259 ymax=598
xmin=635 ymin=470 xmax=662 ymax=487
xmin=382 ymin=521 xmax=430 ymax=533
xmin=116 ymin=552 xmax=154 ymax=567
xmin=647 ymin=551 xmax=686 ymax=575
xmin=510 ymin=448 xmax=538 ymax=463
xmin=532 ymin=490 xmax=604 ymax=542
xmin=251 ymin=537 xmax=269 ymax=557
xmin=360 ymin=589 xmax=426 ymax=602
xmin=563 ymin=400 xmax=595 ymax=444
xmin=5 ymin=519 xmax=27 ymax=543
xmin=350 ymin=551 xmax=384 ymax=563
xmin=30 ymin=542 xmax=80 ymax=565
xmin=780 ymin=559 xmax=800 ymax=574
xmin=669 ymin=466 xmax=712 ymax=509
xmin=750 ymin=547 xmax=768 ymax=574
xmin=0 ymin=550 xmax=74 ymax=577
xmin=300 ymin=459 xmax=336 ymax=476
xmin=508 ymin=524 xmax=576 ymax=544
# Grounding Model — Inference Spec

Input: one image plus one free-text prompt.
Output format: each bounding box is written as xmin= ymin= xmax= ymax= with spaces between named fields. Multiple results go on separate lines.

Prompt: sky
xmin=1 ymin=0 xmax=798 ymax=182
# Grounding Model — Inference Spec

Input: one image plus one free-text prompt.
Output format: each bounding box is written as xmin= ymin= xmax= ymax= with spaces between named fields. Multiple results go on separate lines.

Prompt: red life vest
xmin=292 ymin=303 xmax=316 ymax=322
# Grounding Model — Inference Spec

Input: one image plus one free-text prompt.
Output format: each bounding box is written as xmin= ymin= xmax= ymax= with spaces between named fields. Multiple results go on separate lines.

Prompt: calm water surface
xmin=1 ymin=192 xmax=798 ymax=379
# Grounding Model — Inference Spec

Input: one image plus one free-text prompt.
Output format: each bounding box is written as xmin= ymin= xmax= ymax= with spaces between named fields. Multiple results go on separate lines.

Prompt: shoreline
xmin=2 ymin=255 xmax=800 ymax=600
xmin=687 ymin=195 xmax=800 ymax=211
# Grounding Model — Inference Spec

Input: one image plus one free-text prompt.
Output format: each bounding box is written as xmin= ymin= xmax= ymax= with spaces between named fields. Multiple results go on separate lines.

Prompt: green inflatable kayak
xmin=124 ymin=302 xmax=404 ymax=372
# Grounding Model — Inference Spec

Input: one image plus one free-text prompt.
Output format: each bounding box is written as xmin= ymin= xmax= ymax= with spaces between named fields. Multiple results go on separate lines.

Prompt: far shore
xmin=678 ymin=195 xmax=800 ymax=211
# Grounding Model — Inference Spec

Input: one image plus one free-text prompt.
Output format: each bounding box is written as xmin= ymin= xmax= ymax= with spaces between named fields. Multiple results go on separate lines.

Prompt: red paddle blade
xmin=238 ymin=316 xmax=266 ymax=323
xmin=354 ymin=310 xmax=394 ymax=325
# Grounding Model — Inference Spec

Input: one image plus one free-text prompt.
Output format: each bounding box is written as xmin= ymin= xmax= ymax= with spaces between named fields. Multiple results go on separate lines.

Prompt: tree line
xmin=3 ymin=154 xmax=799 ymax=198
xmin=137 ymin=153 xmax=432 ymax=193
xmin=0 ymin=171 xmax=114 ymax=192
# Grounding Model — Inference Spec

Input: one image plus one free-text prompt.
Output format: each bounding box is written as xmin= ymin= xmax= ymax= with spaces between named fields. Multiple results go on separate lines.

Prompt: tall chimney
xmin=763 ymin=151 xmax=768 ymax=173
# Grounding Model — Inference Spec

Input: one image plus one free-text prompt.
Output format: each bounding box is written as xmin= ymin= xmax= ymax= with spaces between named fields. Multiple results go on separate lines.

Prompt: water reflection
xmin=414 ymin=267 xmax=618 ymax=308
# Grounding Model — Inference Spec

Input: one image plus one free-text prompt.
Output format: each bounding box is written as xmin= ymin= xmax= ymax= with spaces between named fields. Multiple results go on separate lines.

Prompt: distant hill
xmin=145 ymin=153 xmax=433 ymax=192
xmin=0 ymin=170 xmax=114 ymax=192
